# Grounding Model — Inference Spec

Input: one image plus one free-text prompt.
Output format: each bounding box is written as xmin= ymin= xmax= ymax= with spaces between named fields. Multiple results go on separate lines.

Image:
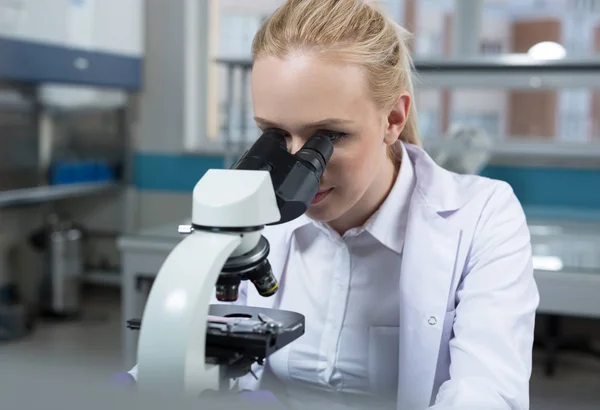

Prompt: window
xmin=411 ymin=0 xmax=600 ymax=154
xmin=188 ymin=0 xmax=600 ymax=158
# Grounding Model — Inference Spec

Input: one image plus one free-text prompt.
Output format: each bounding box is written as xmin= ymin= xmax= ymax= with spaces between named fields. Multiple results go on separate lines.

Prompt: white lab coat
xmin=232 ymin=143 xmax=540 ymax=410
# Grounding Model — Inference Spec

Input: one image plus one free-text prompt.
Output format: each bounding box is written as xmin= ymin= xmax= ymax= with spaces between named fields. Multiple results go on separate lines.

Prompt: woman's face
xmin=251 ymin=53 xmax=409 ymax=231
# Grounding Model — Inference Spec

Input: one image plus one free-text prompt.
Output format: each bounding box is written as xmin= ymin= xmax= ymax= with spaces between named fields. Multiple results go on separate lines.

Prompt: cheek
xmin=324 ymin=137 xmax=378 ymax=191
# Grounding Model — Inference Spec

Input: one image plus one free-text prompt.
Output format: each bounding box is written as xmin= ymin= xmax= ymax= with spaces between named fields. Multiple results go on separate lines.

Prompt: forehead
xmin=251 ymin=54 xmax=372 ymax=124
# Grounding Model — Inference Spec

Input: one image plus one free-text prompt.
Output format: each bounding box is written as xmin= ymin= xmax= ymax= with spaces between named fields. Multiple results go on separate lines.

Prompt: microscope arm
xmin=136 ymin=230 xmax=242 ymax=394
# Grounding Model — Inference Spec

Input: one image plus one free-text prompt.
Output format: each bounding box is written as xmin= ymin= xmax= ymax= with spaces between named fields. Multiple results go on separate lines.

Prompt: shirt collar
xmin=363 ymin=141 xmax=416 ymax=254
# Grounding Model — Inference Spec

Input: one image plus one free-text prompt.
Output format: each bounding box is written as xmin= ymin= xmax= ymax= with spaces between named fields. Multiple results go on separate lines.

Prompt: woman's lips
xmin=311 ymin=188 xmax=333 ymax=205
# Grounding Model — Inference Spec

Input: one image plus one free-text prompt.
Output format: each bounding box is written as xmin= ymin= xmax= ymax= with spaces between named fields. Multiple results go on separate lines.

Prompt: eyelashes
xmin=320 ymin=131 xmax=348 ymax=144
xmin=262 ymin=128 xmax=348 ymax=144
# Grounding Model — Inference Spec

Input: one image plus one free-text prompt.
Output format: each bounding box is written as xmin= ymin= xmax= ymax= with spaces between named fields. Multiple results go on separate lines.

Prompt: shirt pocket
xmin=368 ymin=325 xmax=400 ymax=399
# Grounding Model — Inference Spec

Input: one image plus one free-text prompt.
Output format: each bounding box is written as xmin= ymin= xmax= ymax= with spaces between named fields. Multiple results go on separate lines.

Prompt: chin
xmin=305 ymin=207 xmax=327 ymax=221
xmin=306 ymin=201 xmax=343 ymax=223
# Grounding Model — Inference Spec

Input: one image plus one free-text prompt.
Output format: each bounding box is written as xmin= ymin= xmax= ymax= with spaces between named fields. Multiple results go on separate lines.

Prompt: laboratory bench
xmin=117 ymin=217 xmax=600 ymax=372
xmin=0 ymin=182 xmax=122 ymax=209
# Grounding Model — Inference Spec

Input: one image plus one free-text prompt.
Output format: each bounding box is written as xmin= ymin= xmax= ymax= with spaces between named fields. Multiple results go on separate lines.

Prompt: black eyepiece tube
xmin=270 ymin=133 xmax=334 ymax=224
xmin=295 ymin=133 xmax=334 ymax=178
xmin=231 ymin=130 xmax=287 ymax=171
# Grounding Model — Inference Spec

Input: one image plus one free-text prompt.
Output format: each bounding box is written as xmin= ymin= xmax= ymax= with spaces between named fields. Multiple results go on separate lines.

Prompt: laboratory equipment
xmin=423 ymin=124 xmax=493 ymax=175
xmin=131 ymin=130 xmax=333 ymax=396
xmin=30 ymin=214 xmax=84 ymax=317
xmin=0 ymin=232 xmax=31 ymax=341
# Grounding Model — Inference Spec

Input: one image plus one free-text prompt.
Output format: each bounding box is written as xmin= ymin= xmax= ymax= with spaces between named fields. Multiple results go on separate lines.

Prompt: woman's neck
xmin=328 ymin=156 xmax=400 ymax=236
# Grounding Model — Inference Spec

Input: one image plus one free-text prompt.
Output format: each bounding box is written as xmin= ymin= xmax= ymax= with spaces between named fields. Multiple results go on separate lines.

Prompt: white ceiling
xmin=218 ymin=0 xmax=285 ymax=14
xmin=425 ymin=0 xmax=600 ymax=14
xmin=216 ymin=0 xmax=600 ymax=18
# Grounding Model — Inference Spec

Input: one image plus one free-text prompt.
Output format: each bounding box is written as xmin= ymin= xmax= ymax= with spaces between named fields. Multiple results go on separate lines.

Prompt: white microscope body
xmin=133 ymin=130 xmax=334 ymax=397
xmin=136 ymin=169 xmax=281 ymax=394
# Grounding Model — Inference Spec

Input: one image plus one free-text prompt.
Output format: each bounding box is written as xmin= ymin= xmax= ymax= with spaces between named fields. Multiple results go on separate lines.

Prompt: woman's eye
xmin=320 ymin=131 xmax=347 ymax=143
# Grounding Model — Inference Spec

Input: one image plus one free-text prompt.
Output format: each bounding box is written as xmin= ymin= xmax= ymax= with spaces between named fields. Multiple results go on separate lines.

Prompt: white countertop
xmin=528 ymin=218 xmax=600 ymax=273
xmin=118 ymin=217 xmax=600 ymax=274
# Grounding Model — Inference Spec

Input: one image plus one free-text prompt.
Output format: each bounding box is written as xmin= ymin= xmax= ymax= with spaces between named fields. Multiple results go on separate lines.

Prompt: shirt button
xmin=428 ymin=316 xmax=437 ymax=326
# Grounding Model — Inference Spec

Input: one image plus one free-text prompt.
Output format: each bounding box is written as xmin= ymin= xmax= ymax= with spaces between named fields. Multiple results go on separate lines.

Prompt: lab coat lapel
xmin=396 ymin=146 xmax=463 ymax=410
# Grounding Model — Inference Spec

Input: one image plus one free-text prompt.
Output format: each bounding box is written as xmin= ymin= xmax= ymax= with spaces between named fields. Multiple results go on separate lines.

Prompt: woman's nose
xmin=287 ymin=136 xmax=304 ymax=155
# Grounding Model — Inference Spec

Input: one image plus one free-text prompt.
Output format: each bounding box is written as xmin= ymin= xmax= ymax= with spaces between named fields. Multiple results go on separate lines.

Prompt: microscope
xmin=127 ymin=130 xmax=333 ymax=396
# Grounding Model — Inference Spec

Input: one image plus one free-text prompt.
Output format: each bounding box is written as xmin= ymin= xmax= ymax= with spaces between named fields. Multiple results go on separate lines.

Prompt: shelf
xmin=215 ymin=55 xmax=600 ymax=88
xmin=0 ymin=181 xmax=122 ymax=208
xmin=84 ymin=269 xmax=121 ymax=287
xmin=488 ymin=141 xmax=600 ymax=167
xmin=217 ymin=54 xmax=600 ymax=69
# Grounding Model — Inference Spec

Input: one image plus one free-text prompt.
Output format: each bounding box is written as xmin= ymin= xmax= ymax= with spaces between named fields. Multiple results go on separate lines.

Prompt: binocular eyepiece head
xmin=232 ymin=130 xmax=334 ymax=225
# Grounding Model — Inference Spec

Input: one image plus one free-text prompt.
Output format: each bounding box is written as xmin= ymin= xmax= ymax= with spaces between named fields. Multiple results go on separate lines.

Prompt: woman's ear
xmin=384 ymin=93 xmax=411 ymax=145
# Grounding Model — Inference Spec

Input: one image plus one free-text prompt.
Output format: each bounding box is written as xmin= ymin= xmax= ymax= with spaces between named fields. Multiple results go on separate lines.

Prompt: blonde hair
xmin=251 ymin=0 xmax=421 ymax=162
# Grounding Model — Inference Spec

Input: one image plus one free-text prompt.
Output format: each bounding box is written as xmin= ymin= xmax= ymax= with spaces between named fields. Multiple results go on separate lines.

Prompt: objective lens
xmin=215 ymin=274 xmax=241 ymax=302
xmin=246 ymin=260 xmax=278 ymax=297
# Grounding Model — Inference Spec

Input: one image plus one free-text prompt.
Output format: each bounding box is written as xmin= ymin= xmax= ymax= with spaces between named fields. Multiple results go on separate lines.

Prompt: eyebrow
xmin=254 ymin=117 xmax=355 ymax=129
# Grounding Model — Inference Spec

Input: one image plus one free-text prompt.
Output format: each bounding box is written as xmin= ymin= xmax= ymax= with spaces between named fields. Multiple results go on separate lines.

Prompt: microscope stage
xmin=205 ymin=305 xmax=304 ymax=366
xmin=127 ymin=305 xmax=305 ymax=378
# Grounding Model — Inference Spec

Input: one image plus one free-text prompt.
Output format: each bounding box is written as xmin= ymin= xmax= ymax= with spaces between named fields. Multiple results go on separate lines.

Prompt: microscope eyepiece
xmin=295 ymin=133 xmax=334 ymax=178
xmin=231 ymin=130 xmax=286 ymax=172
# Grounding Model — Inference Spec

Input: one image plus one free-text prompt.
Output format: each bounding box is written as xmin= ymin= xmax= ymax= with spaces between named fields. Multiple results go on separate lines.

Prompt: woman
xmin=126 ymin=1 xmax=539 ymax=409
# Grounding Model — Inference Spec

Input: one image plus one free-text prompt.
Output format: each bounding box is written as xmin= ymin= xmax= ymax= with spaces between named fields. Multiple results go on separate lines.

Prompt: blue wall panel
xmin=481 ymin=166 xmax=600 ymax=210
xmin=134 ymin=153 xmax=225 ymax=192
xmin=135 ymin=152 xmax=600 ymax=219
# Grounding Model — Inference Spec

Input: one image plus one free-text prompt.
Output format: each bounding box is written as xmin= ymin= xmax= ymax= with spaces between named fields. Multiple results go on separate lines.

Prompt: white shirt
xmin=261 ymin=144 xmax=417 ymax=409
